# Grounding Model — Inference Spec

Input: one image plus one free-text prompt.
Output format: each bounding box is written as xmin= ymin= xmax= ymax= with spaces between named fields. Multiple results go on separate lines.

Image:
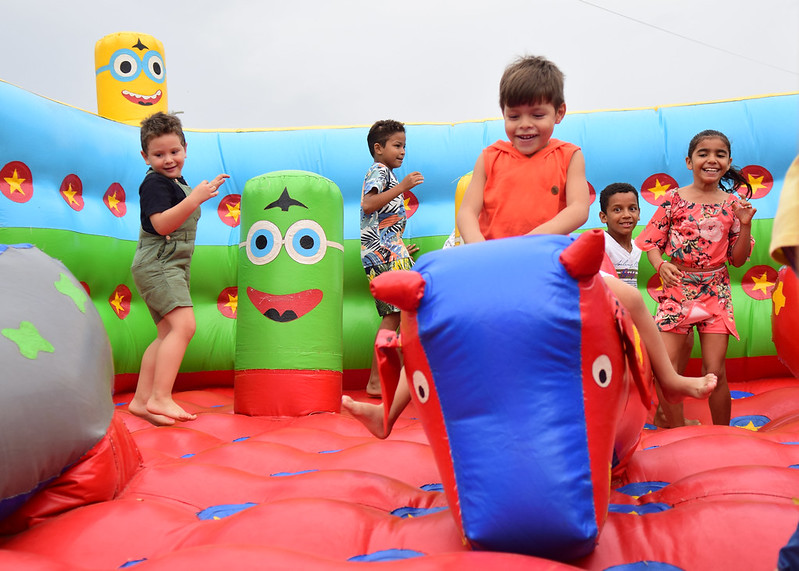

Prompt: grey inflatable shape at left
xmin=0 ymin=244 xmax=114 ymax=517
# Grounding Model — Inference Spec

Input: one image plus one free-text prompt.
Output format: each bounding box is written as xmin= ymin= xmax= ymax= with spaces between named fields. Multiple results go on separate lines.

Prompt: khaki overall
xmin=131 ymin=178 xmax=200 ymax=323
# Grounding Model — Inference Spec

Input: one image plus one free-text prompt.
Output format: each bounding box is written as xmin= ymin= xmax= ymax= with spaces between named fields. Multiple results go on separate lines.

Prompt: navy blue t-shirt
xmin=139 ymin=169 xmax=190 ymax=235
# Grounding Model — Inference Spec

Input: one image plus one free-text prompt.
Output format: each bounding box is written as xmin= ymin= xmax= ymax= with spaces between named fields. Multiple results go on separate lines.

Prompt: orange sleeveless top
xmin=478 ymin=139 xmax=579 ymax=240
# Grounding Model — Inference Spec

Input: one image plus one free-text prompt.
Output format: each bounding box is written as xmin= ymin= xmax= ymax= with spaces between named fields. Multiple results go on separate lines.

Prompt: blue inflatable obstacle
xmin=371 ymin=230 xmax=651 ymax=560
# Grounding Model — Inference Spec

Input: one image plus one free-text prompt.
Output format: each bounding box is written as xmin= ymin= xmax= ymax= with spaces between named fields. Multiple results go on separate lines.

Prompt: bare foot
xmin=146 ymin=397 xmax=197 ymax=422
xmin=653 ymin=405 xmax=702 ymax=428
xmin=366 ymin=378 xmax=381 ymax=398
xmin=341 ymin=395 xmax=387 ymax=438
xmin=661 ymin=373 xmax=718 ymax=404
xmin=128 ymin=399 xmax=176 ymax=426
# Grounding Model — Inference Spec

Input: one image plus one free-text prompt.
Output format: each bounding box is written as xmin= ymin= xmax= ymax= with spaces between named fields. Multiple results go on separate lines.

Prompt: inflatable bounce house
xmin=1 ymin=31 xmax=799 ymax=570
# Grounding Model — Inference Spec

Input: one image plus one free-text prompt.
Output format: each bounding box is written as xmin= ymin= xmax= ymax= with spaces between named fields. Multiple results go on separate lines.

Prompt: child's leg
xmin=655 ymin=332 xmax=694 ymax=428
xmin=366 ymin=312 xmax=401 ymax=396
xmin=146 ymin=306 xmax=197 ymax=421
xmin=128 ymin=335 xmax=176 ymax=426
xmin=602 ymin=276 xmax=717 ymax=405
xmin=342 ymin=367 xmax=410 ymax=439
xmin=698 ymin=332 xmax=731 ymax=426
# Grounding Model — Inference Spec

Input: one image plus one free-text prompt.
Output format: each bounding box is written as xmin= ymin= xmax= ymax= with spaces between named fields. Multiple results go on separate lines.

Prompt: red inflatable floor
xmin=2 ymin=379 xmax=799 ymax=570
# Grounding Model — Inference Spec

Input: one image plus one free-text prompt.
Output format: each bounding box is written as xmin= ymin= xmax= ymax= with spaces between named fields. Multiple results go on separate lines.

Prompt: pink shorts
xmin=654 ymin=266 xmax=738 ymax=339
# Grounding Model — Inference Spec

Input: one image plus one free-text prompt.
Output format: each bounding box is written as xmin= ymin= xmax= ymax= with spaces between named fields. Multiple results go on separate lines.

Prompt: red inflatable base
xmin=234 ymin=368 xmax=342 ymax=416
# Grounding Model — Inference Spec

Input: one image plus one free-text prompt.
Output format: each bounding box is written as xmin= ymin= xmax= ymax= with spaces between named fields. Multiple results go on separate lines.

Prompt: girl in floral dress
xmin=636 ymin=130 xmax=756 ymax=427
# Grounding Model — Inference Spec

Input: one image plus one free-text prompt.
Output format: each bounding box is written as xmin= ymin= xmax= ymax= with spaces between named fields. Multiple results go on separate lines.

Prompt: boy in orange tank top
xmin=343 ymin=56 xmax=716 ymax=439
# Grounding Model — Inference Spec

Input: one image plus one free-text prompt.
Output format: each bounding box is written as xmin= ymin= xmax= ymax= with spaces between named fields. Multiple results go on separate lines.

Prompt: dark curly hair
xmin=367 ymin=119 xmax=405 ymax=158
xmin=599 ymin=182 xmax=639 ymax=214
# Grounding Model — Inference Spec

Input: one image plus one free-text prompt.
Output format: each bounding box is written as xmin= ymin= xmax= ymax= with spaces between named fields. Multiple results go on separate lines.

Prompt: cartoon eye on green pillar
xmin=234 ymin=170 xmax=344 ymax=416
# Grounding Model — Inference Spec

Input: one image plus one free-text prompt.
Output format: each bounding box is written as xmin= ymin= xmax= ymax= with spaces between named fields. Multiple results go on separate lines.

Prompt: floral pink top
xmin=635 ymin=189 xmax=754 ymax=339
xmin=635 ymin=189 xmax=752 ymax=267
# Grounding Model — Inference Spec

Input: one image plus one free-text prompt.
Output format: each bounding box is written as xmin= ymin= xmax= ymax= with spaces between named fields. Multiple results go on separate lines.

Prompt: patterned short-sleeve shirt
xmin=359 ymin=162 xmax=410 ymax=268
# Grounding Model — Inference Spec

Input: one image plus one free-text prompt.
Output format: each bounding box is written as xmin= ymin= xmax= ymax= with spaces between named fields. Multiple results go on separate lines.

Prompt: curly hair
xmin=367 ymin=120 xmax=405 ymax=158
xmin=140 ymin=112 xmax=185 ymax=153
xmin=599 ymin=182 xmax=639 ymax=214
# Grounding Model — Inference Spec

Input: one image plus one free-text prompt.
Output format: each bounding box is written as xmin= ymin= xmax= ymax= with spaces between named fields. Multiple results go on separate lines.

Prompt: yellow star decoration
xmin=772 ymin=281 xmax=786 ymax=316
xmin=404 ymin=196 xmax=412 ymax=210
xmin=107 ymin=190 xmax=121 ymax=212
xmin=225 ymin=201 xmax=241 ymax=223
xmin=62 ymin=183 xmax=79 ymax=205
xmin=751 ymin=271 xmax=774 ymax=294
xmin=110 ymin=291 xmax=126 ymax=314
xmin=224 ymin=292 xmax=238 ymax=315
xmin=4 ymin=169 xmax=26 ymax=195
xmin=647 ymin=178 xmax=671 ymax=200
xmin=741 ymin=420 xmax=759 ymax=432
xmin=746 ymin=173 xmax=767 ymax=195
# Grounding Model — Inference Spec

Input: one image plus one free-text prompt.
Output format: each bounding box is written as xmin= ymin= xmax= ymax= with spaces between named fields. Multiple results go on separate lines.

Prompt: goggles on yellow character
xmin=96 ymin=48 xmax=166 ymax=83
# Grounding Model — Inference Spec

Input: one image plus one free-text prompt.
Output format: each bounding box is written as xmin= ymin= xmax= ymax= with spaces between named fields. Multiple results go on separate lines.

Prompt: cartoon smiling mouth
xmin=246 ymin=287 xmax=322 ymax=322
xmin=121 ymin=89 xmax=163 ymax=106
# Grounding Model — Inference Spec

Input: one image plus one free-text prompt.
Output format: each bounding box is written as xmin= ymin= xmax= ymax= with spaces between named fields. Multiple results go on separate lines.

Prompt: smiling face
xmin=503 ymin=101 xmax=566 ymax=156
xmin=141 ymin=133 xmax=186 ymax=179
xmin=599 ymin=191 xmax=640 ymax=242
xmin=236 ymin=172 xmax=344 ymax=375
xmin=686 ymin=136 xmax=732 ymax=187
xmin=95 ymin=32 xmax=168 ymax=125
xmin=373 ymin=132 xmax=407 ymax=169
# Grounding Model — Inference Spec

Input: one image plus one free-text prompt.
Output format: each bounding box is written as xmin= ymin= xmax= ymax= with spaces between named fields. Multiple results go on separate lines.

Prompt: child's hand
xmin=406 ymin=243 xmax=420 ymax=257
xmin=658 ymin=261 xmax=683 ymax=288
xmin=401 ymin=171 xmax=424 ymax=190
xmin=193 ymin=174 xmax=230 ymax=204
xmin=732 ymin=198 xmax=756 ymax=225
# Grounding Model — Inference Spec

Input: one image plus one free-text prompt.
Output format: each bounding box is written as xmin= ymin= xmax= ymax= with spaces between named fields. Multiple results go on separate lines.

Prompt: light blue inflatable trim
xmin=0 ymin=80 xmax=795 ymax=247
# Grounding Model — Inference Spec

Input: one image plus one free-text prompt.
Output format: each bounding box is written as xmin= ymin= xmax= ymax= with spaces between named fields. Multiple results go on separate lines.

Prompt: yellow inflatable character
xmin=95 ymin=32 xmax=168 ymax=125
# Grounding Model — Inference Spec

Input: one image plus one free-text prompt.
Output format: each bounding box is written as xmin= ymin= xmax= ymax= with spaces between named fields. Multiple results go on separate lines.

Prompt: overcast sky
xmin=3 ymin=0 xmax=798 ymax=130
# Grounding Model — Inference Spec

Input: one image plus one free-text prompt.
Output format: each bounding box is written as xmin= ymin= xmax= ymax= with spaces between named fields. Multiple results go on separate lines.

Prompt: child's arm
xmin=150 ymin=174 xmax=229 ymax=236
xmin=456 ymin=154 xmax=487 ymax=243
xmin=362 ymin=172 xmax=423 ymax=215
xmin=730 ymin=198 xmax=756 ymax=267
xmin=646 ymin=247 xmax=682 ymax=288
xmin=529 ymin=150 xmax=589 ymax=235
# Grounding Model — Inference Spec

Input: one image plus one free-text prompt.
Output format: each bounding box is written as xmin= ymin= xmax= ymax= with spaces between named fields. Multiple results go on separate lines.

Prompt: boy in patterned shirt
xmin=359 ymin=120 xmax=424 ymax=396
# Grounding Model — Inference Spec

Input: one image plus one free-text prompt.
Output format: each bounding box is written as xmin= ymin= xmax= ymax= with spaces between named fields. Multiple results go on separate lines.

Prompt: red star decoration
xmin=217 ymin=286 xmax=238 ymax=319
xmin=109 ymin=284 xmax=132 ymax=319
xmin=404 ymin=190 xmax=419 ymax=219
xmin=60 ymin=174 xmax=84 ymax=211
xmin=217 ymin=194 xmax=241 ymax=228
xmin=646 ymin=273 xmax=664 ymax=302
xmin=741 ymin=265 xmax=778 ymax=300
xmin=739 ymin=165 xmax=773 ymax=199
xmin=1 ymin=161 xmax=34 ymax=203
xmin=640 ymin=174 xmax=679 ymax=206
xmin=104 ymin=183 xmax=127 ymax=218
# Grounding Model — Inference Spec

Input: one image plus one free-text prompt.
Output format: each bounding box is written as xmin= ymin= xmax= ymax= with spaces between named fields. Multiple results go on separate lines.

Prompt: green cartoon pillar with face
xmin=235 ymin=170 xmax=343 ymax=416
